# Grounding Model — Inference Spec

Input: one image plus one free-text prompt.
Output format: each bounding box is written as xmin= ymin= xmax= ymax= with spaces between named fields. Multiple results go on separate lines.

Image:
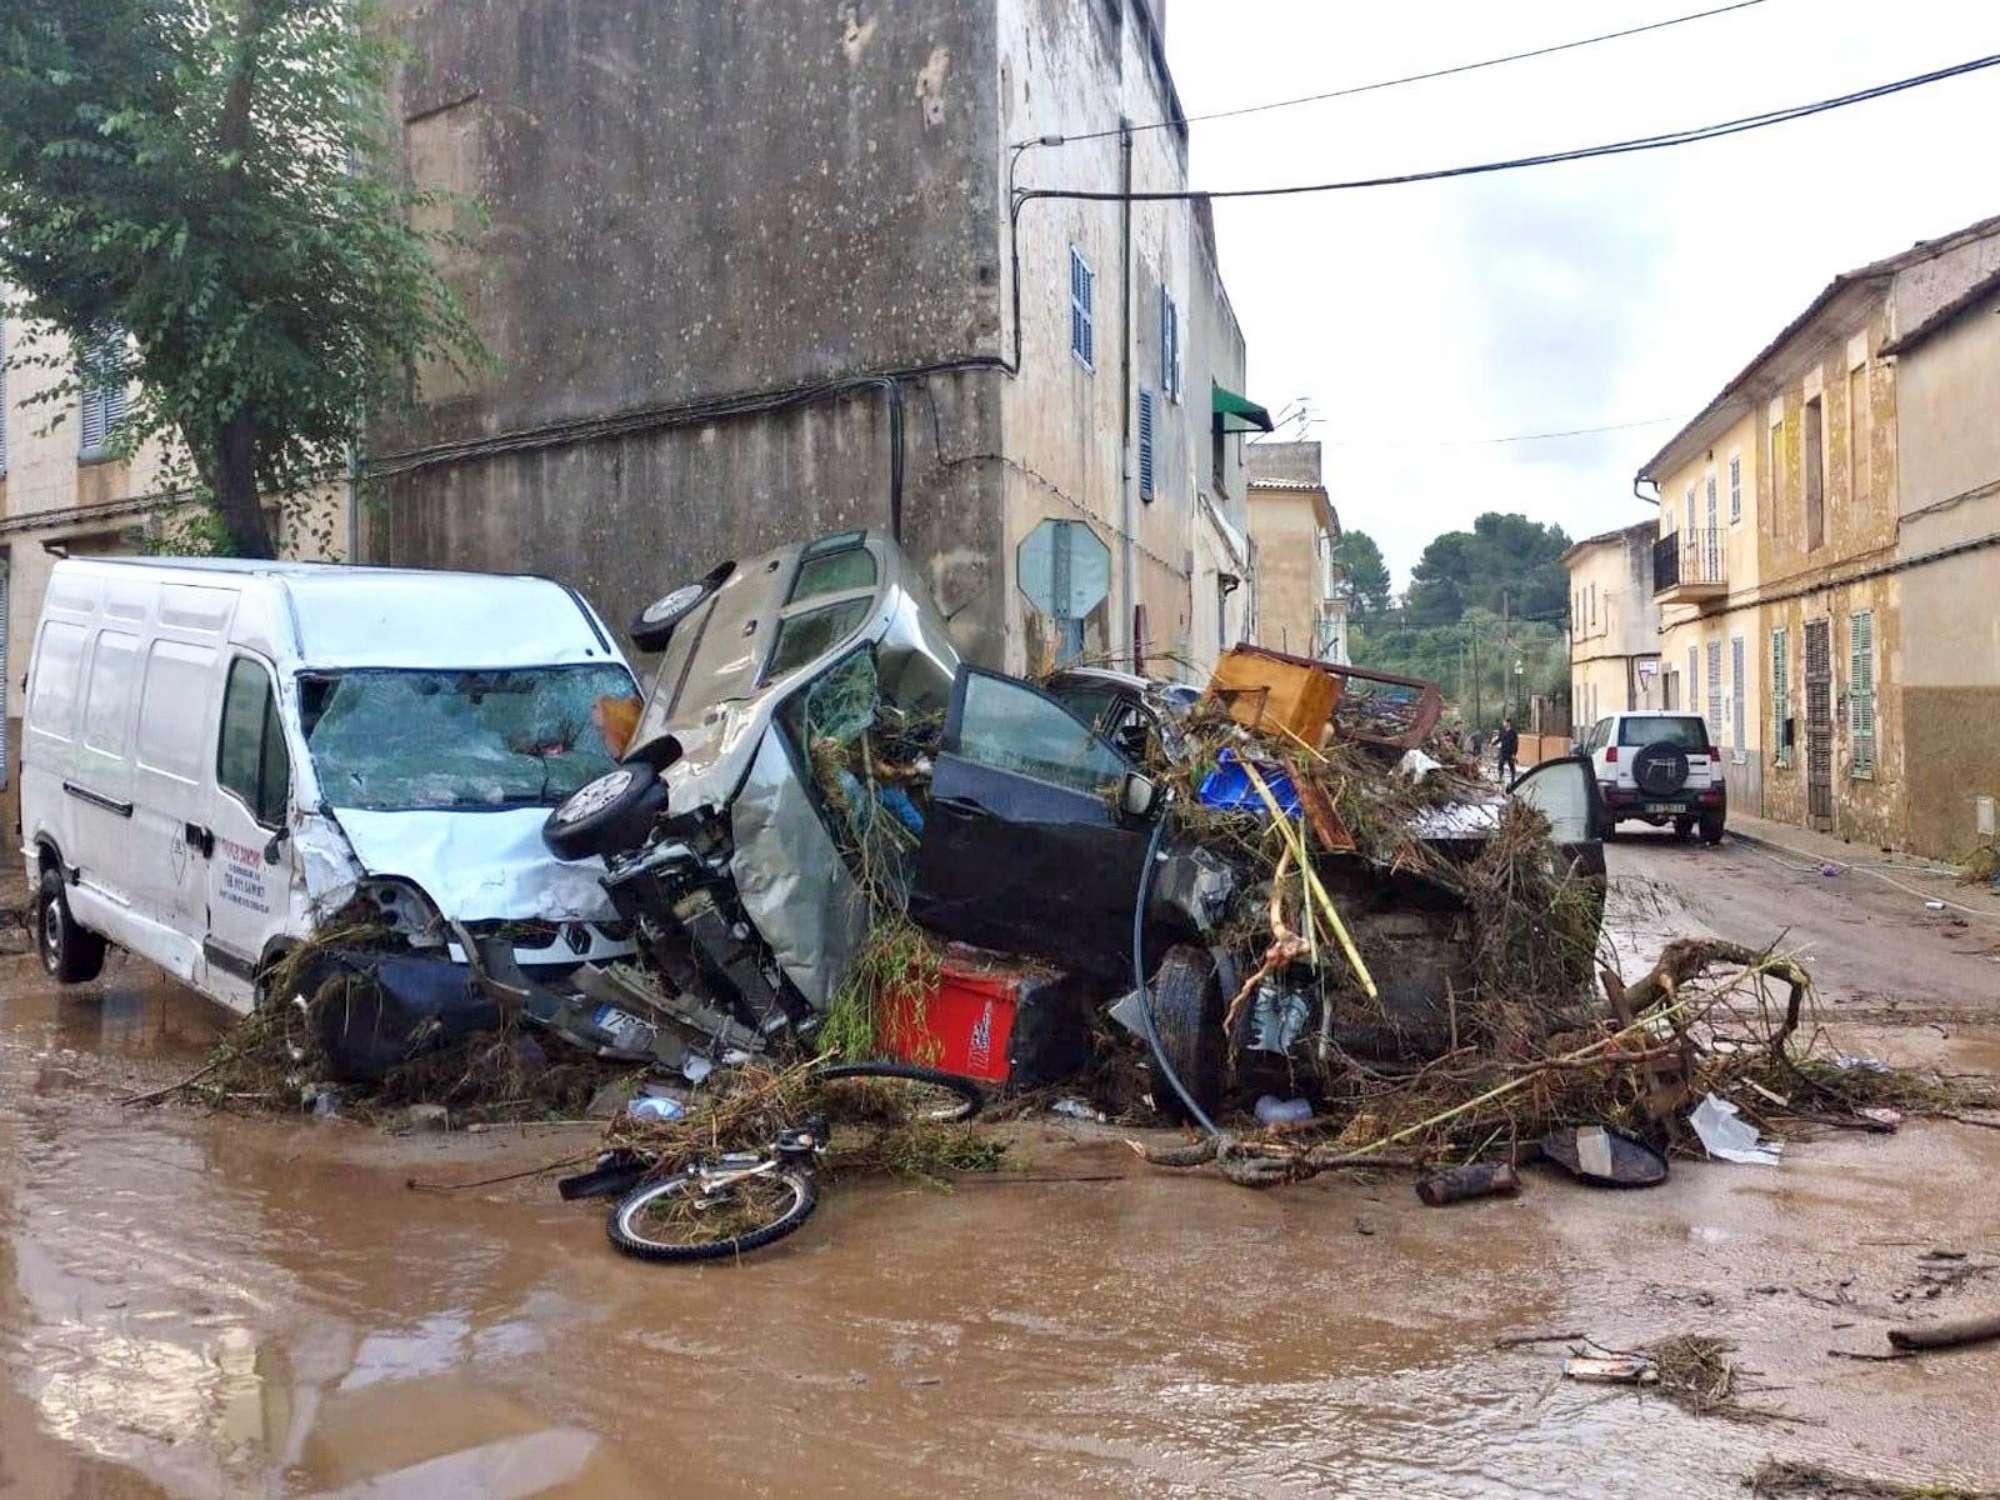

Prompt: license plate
xmin=1644 ymin=803 xmax=1681 ymax=814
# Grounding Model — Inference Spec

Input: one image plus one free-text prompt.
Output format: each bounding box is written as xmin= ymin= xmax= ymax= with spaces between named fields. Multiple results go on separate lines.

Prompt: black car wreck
xmin=534 ymin=529 xmax=1608 ymax=1119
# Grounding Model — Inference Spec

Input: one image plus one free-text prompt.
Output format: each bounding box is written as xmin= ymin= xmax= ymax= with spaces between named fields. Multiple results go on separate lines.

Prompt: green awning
xmin=1212 ymin=383 xmax=1274 ymax=434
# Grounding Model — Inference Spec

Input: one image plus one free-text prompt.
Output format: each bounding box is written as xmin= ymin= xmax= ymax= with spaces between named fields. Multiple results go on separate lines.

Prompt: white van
xmin=21 ymin=558 xmax=640 ymax=1015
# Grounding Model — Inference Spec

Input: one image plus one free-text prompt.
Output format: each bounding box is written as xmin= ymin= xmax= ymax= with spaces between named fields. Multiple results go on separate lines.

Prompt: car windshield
xmin=300 ymin=665 xmax=640 ymax=811
xmin=1619 ymin=715 xmax=1709 ymax=749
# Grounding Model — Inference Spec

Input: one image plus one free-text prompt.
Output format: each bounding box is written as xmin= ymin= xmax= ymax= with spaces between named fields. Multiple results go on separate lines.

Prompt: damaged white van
xmin=21 ymin=558 xmax=640 ymax=1016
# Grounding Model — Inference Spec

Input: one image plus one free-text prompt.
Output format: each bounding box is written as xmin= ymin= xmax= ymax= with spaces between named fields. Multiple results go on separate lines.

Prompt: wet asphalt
xmin=1 ymin=837 xmax=1998 ymax=1498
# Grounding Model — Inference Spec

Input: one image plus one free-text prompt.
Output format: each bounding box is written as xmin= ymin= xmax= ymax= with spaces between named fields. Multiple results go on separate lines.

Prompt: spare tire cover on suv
xmin=1630 ymin=741 xmax=1691 ymax=797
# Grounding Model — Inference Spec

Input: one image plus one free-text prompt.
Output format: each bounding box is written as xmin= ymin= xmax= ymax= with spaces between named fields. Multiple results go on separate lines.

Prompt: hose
xmin=1130 ymin=805 xmax=1224 ymax=1138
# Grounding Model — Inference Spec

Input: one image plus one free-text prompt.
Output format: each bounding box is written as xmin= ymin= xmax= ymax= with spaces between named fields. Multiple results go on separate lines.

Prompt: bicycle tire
xmin=606 ymin=1161 xmax=818 ymax=1263
xmin=814 ymin=1061 xmax=985 ymax=1123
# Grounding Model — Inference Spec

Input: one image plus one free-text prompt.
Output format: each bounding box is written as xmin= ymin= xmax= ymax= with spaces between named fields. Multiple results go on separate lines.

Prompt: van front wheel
xmin=37 ymin=868 xmax=106 ymax=984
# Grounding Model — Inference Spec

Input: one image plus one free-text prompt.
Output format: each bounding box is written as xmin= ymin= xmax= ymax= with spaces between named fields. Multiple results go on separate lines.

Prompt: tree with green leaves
xmin=1404 ymin=512 xmax=1572 ymax=626
xmin=0 ymin=0 xmax=486 ymax=557
xmin=1332 ymin=527 xmax=1392 ymax=618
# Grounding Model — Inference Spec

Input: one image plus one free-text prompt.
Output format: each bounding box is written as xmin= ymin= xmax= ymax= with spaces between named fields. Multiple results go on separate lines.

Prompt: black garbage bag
xmin=312 ymin=952 xmax=503 ymax=1083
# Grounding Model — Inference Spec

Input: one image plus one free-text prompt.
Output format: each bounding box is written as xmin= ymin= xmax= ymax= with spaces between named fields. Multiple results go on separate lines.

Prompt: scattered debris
xmin=1563 ymin=1354 xmax=1658 ymax=1386
xmin=1690 ymin=1093 xmax=1784 ymax=1166
xmin=1888 ymin=1311 xmax=2000 ymax=1353
xmin=1415 ymin=1161 xmax=1519 ymax=1205
xmin=1540 ymin=1125 xmax=1669 ymax=1187
xmin=1254 ymin=1095 xmax=1314 ymax=1126
xmin=1750 ymin=1459 xmax=1996 ymax=1499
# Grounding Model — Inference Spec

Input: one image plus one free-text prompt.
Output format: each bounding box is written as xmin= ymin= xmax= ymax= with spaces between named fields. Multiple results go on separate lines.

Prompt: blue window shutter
xmin=1069 ymin=247 xmax=1094 ymax=369
xmin=1138 ymin=389 xmax=1155 ymax=501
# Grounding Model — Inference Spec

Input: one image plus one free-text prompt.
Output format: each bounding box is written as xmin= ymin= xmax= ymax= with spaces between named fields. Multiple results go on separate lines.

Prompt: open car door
xmin=909 ymin=666 xmax=1157 ymax=975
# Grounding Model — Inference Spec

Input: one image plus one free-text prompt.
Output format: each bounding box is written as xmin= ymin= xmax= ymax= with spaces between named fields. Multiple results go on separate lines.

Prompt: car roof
xmin=57 ymin=557 xmax=620 ymax=671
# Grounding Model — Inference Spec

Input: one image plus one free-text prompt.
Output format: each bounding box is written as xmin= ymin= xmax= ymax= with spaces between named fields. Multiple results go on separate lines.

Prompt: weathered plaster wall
xmin=1891 ymin=275 xmax=2000 ymax=857
xmin=1247 ymin=488 xmax=1325 ymax=659
xmin=374 ymin=0 xmax=1010 ymax=662
xmin=1566 ymin=526 xmax=1660 ymax=724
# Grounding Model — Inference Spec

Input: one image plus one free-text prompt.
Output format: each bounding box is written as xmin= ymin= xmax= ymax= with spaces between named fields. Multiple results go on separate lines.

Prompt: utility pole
xmin=1471 ymin=625 xmax=1482 ymax=730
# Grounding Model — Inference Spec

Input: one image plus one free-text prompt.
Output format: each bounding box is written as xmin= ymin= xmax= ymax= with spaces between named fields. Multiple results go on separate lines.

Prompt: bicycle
xmin=559 ymin=1061 xmax=985 ymax=1263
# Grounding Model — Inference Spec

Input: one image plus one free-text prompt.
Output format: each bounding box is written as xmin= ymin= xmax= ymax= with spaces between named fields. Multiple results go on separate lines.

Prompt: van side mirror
xmin=1120 ymin=771 xmax=1158 ymax=820
xmin=263 ymin=826 xmax=290 ymax=865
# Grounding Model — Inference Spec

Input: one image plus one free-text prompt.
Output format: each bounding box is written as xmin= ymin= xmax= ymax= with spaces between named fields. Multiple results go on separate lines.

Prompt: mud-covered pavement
xmin=3 ymin=838 xmax=1999 ymax=1499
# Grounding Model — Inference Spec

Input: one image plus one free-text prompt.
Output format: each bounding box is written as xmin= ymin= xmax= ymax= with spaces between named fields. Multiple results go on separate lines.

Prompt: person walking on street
xmin=1496 ymin=718 xmax=1520 ymax=783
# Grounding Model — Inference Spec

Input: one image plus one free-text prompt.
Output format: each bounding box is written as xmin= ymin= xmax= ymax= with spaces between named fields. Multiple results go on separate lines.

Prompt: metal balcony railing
xmin=1653 ymin=527 xmax=1725 ymax=594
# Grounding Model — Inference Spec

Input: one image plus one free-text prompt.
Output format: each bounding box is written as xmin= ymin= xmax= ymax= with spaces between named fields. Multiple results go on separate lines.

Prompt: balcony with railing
xmin=1653 ymin=527 xmax=1727 ymax=605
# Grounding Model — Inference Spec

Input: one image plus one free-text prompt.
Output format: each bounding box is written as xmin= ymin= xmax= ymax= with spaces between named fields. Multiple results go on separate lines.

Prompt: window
xmin=217 ymin=658 xmax=290 ymax=828
xmin=1849 ymin=610 xmax=1875 ymax=776
xmin=1138 ymin=388 xmax=1156 ymax=501
xmin=1730 ymin=635 xmax=1746 ymax=758
xmin=137 ymin=640 xmax=216 ymax=781
xmin=766 ymin=598 xmax=873 ymax=680
xmin=29 ymin=621 xmax=89 ymax=740
xmin=1704 ymin=475 xmax=1719 ymax=579
xmin=1728 ymin=455 xmax=1742 ymax=523
xmin=1804 ymin=396 xmax=1824 ymax=550
xmin=1767 ymin=419 xmax=1783 ymax=536
xmin=1705 ymin=640 xmax=1722 ymax=746
xmin=1068 ymin=247 xmax=1094 ymax=370
xmin=788 ymin=542 xmax=876 ymax=604
xmin=1215 ymin=576 xmax=1229 ymax=653
xmin=1619 ymin=715 xmax=1708 ymax=750
xmin=1683 ymin=485 xmax=1696 ymax=538
xmin=1588 ymin=583 xmax=1596 ymax=628
xmin=78 ymin=328 xmax=130 ymax=461
xmin=1847 ymin=363 xmax=1867 ymax=503
xmin=1687 ymin=646 xmax=1697 ymax=715
xmin=954 ymin=671 xmax=1129 ymax=796
xmin=1159 ymin=288 xmax=1181 ymax=402
xmin=82 ymin=631 xmax=141 ymax=756
xmin=1771 ymin=629 xmax=1791 ymax=767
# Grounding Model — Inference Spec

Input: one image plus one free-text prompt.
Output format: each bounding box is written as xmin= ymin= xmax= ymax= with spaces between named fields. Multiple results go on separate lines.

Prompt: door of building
xmin=1804 ymin=619 xmax=1833 ymax=830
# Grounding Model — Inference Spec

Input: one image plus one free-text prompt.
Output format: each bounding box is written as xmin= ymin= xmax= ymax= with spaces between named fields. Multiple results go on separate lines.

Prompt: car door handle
xmin=184 ymin=823 xmax=215 ymax=859
xmin=932 ymin=796 xmax=986 ymax=817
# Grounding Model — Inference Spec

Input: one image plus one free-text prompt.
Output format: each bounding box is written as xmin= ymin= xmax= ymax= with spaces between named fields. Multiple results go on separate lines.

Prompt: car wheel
xmin=542 ymin=765 xmax=668 ymax=862
xmin=37 ymin=867 xmax=106 ymax=984
xmin=1699 ymin=811 xmax=1726 ymax=845
xmin=629 ymin=562 xmax=732 ymax=653
xmin=1145 ymin=944 xmax=1225 ymax=1126
xmin=1673 ymin=816 xmax=1695 ymax=840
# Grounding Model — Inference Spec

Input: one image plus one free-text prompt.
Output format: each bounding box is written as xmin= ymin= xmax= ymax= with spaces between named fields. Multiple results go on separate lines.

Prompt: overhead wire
xmin=1013 ymin=52 xmax=2000 ymax=208
xmin=1039 ymin=0 xmax=1773 ymax=146
xmin=1329 ymin=415 xmax=1684 ymax=449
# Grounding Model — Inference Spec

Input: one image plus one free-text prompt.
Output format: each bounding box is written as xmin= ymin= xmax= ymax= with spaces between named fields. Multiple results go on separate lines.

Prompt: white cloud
xmin=1166 ymin=0 xmax=1999 ymax=585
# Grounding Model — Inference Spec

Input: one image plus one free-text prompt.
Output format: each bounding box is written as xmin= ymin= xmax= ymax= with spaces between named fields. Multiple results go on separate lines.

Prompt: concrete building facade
xmin=1560 ymin=521 xmax=1661 ymax=731
xmin=371 ymin=0 xmax=1262 ymax=682
xmin=1635 ymin=213 xmax=2000 ymax=855
xmin=1244 ymin=441 xmax=1346 ymax=664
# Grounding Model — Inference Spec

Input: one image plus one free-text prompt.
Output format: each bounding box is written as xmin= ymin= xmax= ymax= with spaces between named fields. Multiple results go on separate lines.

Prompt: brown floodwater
xmin=4 ymin=906 xmax=2000 ymax=1496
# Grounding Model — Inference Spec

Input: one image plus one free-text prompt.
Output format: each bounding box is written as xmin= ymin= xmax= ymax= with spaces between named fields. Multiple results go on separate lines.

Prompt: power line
xmin=1042 ymin=0 xmax=1771 ymax=146
xmin=1013 ymin=52 xmax=2000 ymax=209
xmin=1330 ymin=415 xmax=1683 ymax=450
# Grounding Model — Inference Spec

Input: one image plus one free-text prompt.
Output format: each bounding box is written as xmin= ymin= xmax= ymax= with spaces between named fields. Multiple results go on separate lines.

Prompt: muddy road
xmin=3 ymin=841 xmax=1999 ymax=1499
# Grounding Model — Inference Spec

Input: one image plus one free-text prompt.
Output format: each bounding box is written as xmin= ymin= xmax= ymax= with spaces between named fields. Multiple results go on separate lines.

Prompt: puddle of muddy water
xmin=4 ymin=951 xmax=2000 ymax=1498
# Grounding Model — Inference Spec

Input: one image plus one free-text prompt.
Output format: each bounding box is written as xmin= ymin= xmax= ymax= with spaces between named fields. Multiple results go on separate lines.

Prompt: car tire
xmin=1672 ymin=816 xmax=1695 ymax=840
xmin=1699 ymin=811 xmax=1726 ymax=845
xmin=629 ymin=562 xmax=732 ymax=653
xmin=1145 ymin=944 xmax=1225 ymax=1126
xmin=542 ymin=764 xmax=669 ymax=862
xmin=37 ymin=867 xmax=106 ymax=984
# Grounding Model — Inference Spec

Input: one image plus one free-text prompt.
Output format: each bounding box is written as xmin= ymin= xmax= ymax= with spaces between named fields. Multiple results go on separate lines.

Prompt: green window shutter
xmin=1849 ymin=611 xmax=1874 ymax=773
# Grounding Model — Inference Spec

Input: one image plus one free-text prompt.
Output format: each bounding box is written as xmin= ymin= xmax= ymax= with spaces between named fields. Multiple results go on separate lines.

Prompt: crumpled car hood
xmin=331 ymin=808 xmax=618 ymax=922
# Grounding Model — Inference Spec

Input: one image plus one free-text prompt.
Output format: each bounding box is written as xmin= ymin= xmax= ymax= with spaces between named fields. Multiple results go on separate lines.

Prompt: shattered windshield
xmin=301 ymin=666 xmax=640 ymax=811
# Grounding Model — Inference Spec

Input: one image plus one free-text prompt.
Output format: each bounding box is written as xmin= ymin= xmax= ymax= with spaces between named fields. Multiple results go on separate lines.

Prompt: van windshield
xmin=300 ymin=665 xmax=640 ymax=811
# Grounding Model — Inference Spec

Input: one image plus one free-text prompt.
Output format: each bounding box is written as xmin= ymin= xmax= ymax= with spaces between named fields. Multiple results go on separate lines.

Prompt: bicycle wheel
xmin=606 ymin=1157 xmax=818 ymax=1263
xmin=813 ymin=1061 xmax=985 ymax=1125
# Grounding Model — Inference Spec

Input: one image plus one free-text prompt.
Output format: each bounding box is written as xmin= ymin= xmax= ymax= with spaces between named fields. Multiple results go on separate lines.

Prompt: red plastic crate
xmin=879 ymin=959 xmax=1022 ymax=1083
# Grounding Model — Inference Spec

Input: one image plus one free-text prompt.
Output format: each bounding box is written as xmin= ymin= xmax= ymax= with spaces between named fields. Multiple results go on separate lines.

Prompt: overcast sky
xmin=1165 ymin=0 xmax=1999 ymax=590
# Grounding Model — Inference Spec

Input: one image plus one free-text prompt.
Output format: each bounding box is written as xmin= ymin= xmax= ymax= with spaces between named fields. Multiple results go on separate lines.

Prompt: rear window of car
xmin=1619 ymin=716 xmax=1709 ymax=749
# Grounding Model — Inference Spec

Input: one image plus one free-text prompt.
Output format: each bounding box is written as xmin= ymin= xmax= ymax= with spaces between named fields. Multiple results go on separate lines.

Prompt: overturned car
xmin=537 ymin=529 xmax=1607 ymax=1117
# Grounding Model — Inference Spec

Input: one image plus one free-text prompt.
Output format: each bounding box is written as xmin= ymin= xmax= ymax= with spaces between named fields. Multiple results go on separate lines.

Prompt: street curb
xmin=1724 ymin=822 xmax=1957 ymax=878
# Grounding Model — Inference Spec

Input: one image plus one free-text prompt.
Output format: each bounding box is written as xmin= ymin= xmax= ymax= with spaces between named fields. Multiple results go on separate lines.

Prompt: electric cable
xmin=1038 ymin=0 xmax=1772 ymax=146
xmin=1013 ymin=52 xmax=2000 ymax=209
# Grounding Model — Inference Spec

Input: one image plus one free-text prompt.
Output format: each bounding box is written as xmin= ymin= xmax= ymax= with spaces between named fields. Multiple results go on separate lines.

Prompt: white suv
xmin=1575 ymin=711 xmax=1726 ymax=843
